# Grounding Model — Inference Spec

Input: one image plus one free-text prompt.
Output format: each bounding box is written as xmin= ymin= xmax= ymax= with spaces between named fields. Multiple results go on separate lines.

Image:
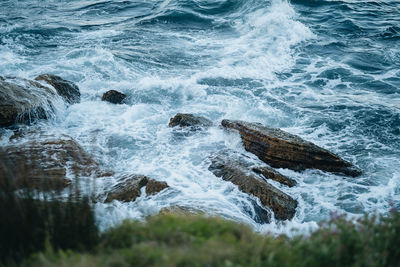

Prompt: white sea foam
xmin=1 ymin=0 xmax=399 ymax=235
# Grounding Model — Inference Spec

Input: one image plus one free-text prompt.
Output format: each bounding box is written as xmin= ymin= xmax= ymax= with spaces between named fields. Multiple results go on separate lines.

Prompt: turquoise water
xmin=1 ymin=0 xmax=399 ymax=234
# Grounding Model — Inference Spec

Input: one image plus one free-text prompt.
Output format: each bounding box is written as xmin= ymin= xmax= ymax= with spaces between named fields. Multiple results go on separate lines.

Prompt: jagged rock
xmin=209 ymin=155 xmax=297 ymax=221
xmin=221 ymin=120 xmax=362 ymax=177
xmin=0 ymin=134 xmax=101 ymax=191
xmin=146 ymin=179 xmax=169 ymax=196
xmin=252 ymin=166 xmax=297 ymax=187
xmin=105 ymin=175 xmax=148 ymax=203
xmin=35 ymin=74 xmax=80 ymax=104
xmin=0 ymin=76 xmax=57 ymax=127
xmin=169 ymin=113 xmax=213 ymax=128
xmin=105 ymin=175 xmax=169 ymax=203
xmin=101 ymin=90 xmax=126 ymax=104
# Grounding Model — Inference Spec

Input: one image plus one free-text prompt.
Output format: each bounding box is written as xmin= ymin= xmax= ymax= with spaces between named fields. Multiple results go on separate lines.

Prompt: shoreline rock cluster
xmin=1 ymin=75 xmax=362 ymax=224
xmin=169 ymin=113 xmax=362 ymax=222
xmin=0 ymin=75 xmax=169 ymax=202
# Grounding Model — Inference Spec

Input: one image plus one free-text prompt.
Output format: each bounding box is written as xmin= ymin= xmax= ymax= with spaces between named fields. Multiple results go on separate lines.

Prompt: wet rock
xmin=0 ymin=77 xmax=56 ymax=127
xmin=35 ymin=74 xmax=80 ymax=104
xmin=209 ymin=155 xmax=297 ymax=221
xmin=146 ymin=179 xmax=169 ymax=196
xmin=169 ymin=113 xmax=213 ymax=128
xmin=105 ymin=175 xmax=148 ymax=203
xmin=0 ymin=134 xmax=100 ymax=191
xmin=101 ymin=90 xmax=127 ymax=104
xmin=105 ymin=175 xmax=169 ymax=203
xmin=252 ymin=166 xmax=297 ymax=187
xmin=221 ymin=120 xmax=362 ymax=177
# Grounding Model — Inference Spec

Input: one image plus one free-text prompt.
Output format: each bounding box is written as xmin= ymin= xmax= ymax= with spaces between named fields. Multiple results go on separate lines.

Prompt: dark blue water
xmin=1 ymin=0 xmax=399 ymax=233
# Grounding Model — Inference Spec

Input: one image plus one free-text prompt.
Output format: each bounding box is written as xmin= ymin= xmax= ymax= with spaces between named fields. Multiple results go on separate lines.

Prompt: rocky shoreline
xmin=0 ymin=75 xmax=362 ymax=224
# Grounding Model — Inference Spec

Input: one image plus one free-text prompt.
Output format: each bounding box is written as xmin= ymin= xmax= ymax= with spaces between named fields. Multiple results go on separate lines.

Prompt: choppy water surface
xmin=1 ymin=0 xmax=399 ymax=234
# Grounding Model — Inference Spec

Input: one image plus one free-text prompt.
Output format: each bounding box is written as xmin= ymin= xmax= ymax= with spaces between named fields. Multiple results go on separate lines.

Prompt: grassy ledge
xmin=18 ymin=210 xmax=400 ymax=267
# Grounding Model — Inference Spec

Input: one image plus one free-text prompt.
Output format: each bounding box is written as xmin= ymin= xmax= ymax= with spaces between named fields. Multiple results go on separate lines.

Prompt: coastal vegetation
xmin=1 ymin=171 xmax=399 ymax=267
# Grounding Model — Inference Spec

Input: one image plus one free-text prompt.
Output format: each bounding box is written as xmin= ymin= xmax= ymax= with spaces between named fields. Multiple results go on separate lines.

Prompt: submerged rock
xmin=0 ymin=134 xmax=100 ymax=191
xmin=169 ymin=113 xmax=213 ymax=128
xmin=105 ymin=175 xmax=169 ymax=203
xmin=0 ymin=76 xmax=56 ymax=127
xmin=252 ymin=166 xmax=297 ymax=187
xmin=35 ymin=74 xmax=80 ymax=104
xmin=209 ymin=155 xmax=297 ymax=221
xmin=101 ymin=90 xmax=127 ymax=104
xmin=221 ymin=120 xmax=362 ymax=177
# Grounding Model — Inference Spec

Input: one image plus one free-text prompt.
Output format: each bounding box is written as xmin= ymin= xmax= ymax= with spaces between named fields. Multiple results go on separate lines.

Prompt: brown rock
xmin=0 ymin=135 xmax=99 ymax=191
xmin=209 ymin=155 xmax=297 ymax=221
xmin=105 ymin=175 xmax=148 ymax=203
xmin=221 ymin=120 xmax=362 ymax=177
xmin=101 ymin=90 xmax=126 ymax=104
xmin=145 ymin=179 xmax=169 ymax=196
xmin=35 ymin=74 xmax=80 ymax=104
xmin=105 ymin=175 xmax=169 ymax=203
xmin=0 ymin=77 xmax=56 ymax=127
xmin=252 ymin=166 xmax=297 ymax=187
xmin=169 ymin=113 xmax=213 ymax=128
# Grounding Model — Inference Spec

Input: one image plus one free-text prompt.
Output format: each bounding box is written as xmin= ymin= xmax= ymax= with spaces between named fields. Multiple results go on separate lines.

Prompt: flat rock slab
xmin=209 ymin=155 xmax=297 ymax=221
xmin=222 ymin=120 xmax=362 ymax=177
xmin=105 ymin=175 xmax=169 ymax=203
xmin=35 ymin=74 xmax=80 ymax=104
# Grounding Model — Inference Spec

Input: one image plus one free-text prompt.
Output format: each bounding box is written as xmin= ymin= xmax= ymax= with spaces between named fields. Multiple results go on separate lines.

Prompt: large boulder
xmin=105 ymin=175 xmax=169 ymax=203
xmin=0 ymin=134 xmax=102 ymax=191
xmin=0 ymin=76 xmax=57 ymax=127
xmin=101 ymin=90 xmax=126 ymax=104
xmin=35 ymin=74 xmax=80 ymax=104
xmin=169 ymin=113 xmax=213 ymax=128
xmin=208 ymin=155 xmax=297 ymax=221
xmin=221 ymin=120 xmax=362 ymax=177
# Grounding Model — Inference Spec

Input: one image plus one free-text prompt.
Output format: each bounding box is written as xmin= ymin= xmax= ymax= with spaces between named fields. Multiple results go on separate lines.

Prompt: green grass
xmin=25 ymin=210 xmax=400 ymax=267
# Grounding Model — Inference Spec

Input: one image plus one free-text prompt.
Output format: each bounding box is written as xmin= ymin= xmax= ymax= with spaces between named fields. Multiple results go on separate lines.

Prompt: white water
xmin=1 ymin=0 xmax=399 ymax=235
